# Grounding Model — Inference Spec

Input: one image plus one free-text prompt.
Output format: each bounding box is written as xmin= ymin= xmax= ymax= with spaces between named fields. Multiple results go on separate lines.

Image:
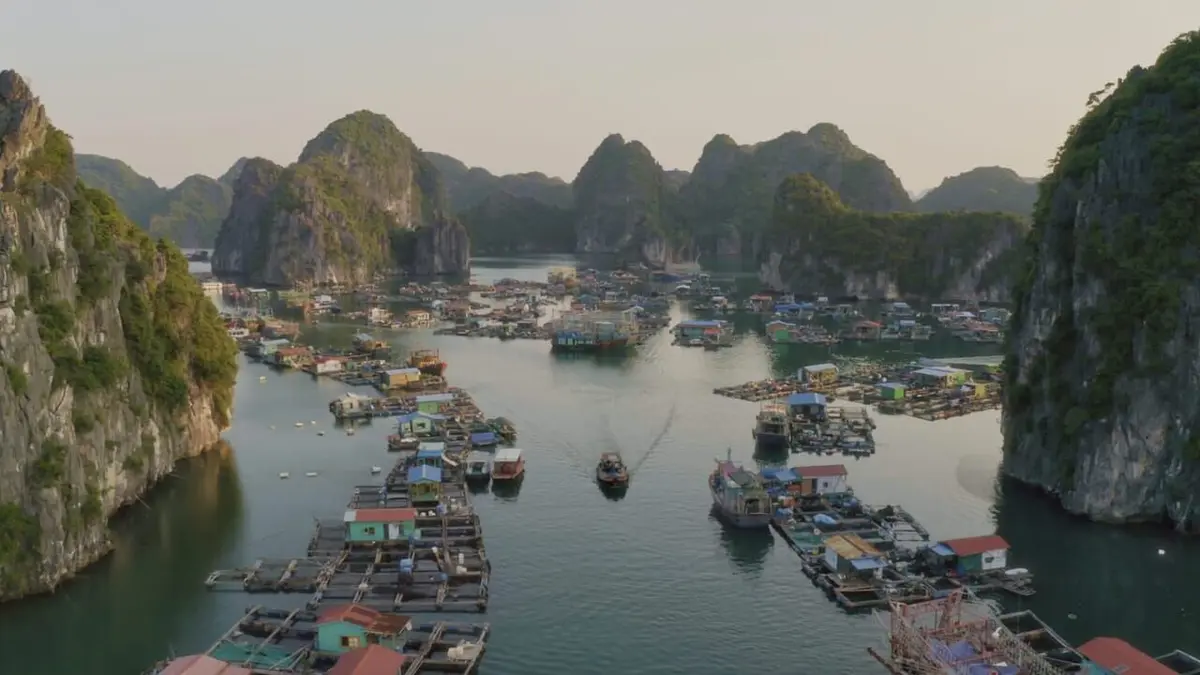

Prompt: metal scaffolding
xmin=873 ymin=591 xmax=1067 ymax=675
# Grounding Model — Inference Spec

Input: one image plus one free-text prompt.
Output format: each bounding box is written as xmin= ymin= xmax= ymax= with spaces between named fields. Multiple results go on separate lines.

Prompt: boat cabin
xmin=465 ymin=451 xmax=492 ymax=479
xmin=414 ymin=445 xmax=446 ymax=469
xmin=674 ymin=319 xmax=724 ymax=340
xmin=824 ymin=533 xmax=886 ymax=579
xmin=407 ymin=465 xmax=443 ymax=503
xmin=493 ymin=448 xmax=525 ymax=480
xmin=315 ymin=604 xmax=412 ymax=653
xmin=876 ymin=382 xmax=906 ymax=400
xmin=799 ymin=363 xmax=838 ymax=387
xmin=787 ymin=392 xmax=828 ymax=422
xmin=765 ymin=320 xmax=796 ymax=342
xmin=794 ymin=464 xmax=848 ymax=495
xmin=926 ymin=535 xmax=1010 ymax=576
xmin=379 ymin=367 xmax=421 ymax=390
xmin=342 ymin=507 xmax=417 ymax=544
xmin=395 ymin=411 xmax=442 ymax=437
xmin=911 ymin=366 xmax=969 ymax=389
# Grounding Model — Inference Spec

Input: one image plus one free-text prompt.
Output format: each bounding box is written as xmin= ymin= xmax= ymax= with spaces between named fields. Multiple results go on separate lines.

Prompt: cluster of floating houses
xmin=144 ymin=356 xmax=519 ymax=675
xmin=716 ymin=358 xmax=1003 ymax=423
xmin=752 ymin=392 xmax=877 ymax=457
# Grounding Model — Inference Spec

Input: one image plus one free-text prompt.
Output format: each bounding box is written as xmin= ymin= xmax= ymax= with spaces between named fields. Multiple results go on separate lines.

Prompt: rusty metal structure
xmin=870 ymin=591 xmax=1067 ymax=675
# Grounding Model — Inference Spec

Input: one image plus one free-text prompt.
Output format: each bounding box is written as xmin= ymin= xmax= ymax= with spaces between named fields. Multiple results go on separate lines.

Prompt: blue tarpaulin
xmin=850 ymin=557 xmax=886 ymax=571
xmin=787 ymin=392 xmax=828 ymax=407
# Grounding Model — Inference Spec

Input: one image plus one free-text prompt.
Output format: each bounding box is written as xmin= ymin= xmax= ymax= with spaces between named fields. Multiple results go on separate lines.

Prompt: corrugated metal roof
xmin=825 ymin=533 xmax=881 ymax=560
xmin=408 ymin=465 xmax=442 ymax=483
xmin=804 ymin=363 xmax=837 ymax=372
xmin=787 ymin=392 xmax=828 ymax=406
xmin=414 ymin=393 xmax=455 ymax=403
xmin=942 ymin=535 xmax=1009 ymax=557
xmin=157 ymin=655 xmax=252 ymax=675
xmin=328 ymin=645 xmax=408 ymax=675
xmin=1077 ymin=637 xmax=1175 ymax=675
xmin=344 ymin=508 xmax=417 ymax=523
xmin=850 ymin=557 xmax=886 ymax=571
xmin=495 ymin=448 xmax=523 ymax=463
xmin=795 ymin=464 xmax=847 ymax=478
xmin=318 ymin=604 xmax=412 ymax=635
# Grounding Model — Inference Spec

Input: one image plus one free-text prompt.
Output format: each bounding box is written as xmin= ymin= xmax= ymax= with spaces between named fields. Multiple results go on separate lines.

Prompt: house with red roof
xmin=314 ymin=603 xmax=412 ymax=654
xmin=327 ymin=644 xmax=408 ymax=675
xmin=155 ymin=655 xmax=252 ymax=675
xmin=1077 ymin=637 xmax=1177 ymax=675
xmin=794 ymin=464 xmax=848 ymax=495
xmin=927 ymin=534 xmax=1010 ymax=575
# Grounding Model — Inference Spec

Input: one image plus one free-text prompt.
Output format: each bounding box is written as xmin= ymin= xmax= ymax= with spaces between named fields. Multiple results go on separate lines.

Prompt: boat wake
xmin=628 ymin=397 xmax=677 ymax=476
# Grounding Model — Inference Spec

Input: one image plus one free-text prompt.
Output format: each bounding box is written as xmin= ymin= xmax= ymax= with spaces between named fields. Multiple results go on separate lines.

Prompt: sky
xmin=4 ymin=1 xmax=1200 ymax=193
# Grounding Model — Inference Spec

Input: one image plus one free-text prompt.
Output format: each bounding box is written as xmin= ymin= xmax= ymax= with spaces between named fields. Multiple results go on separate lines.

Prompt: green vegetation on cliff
xmin=770 ymin=173 xmax=1027 ymax=297
xmin=915 ymin=166 xmax=1039 ymax=215
xmin=1006 ymin=31 xmax=1200 ymax=425
xmin=75 ymin=154 xmax=240 ymax=247
xmin=428 ymin=152 xmax=572 ymax=211
xmin=460 ymin=192 xmax=574 ymax=254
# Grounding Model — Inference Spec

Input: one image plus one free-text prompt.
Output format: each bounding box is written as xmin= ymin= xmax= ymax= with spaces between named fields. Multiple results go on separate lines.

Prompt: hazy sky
xmin=5 ymin=1 xmax=1199 ymax=192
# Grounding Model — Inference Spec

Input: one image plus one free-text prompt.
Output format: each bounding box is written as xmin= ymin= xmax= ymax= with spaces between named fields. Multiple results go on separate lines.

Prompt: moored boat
xmin=710 ymin=452 xmax=772 ymax=529
xmin=465 ymin=451 xmax=492 ymax=484
xmin=596 ymin=452 xmax=629 ymax=487
xmin=752 ymin=402 xmax=790 ymax=450
xmin=408 ymin=348 xmax=448 ymax=377
xmin=492 ymin=448 xmax=525 ymax=482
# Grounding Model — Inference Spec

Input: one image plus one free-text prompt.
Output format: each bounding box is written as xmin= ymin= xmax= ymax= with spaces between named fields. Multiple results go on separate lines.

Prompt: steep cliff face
xmin=459 ymin=191 xmax=574 ymax=255
xmin=212 ymin=111 xmax=469 ymax=285
xmin=916 ymin=166 xmax=1039 ymax=216
xmin=760 ymin=173 xmax=1026 ymax=300
xmin=1002 ymin=33 xmax=1200 ymax=529
xmin=0 ymin=71 xmax=238 ymax=599
xmin=75 ymin=154 xmax=242 ymax=247
xmin=571 ymin=134 xmax=689 ymax=266
xmin=680 ymin=124 xmax=913 ymax=257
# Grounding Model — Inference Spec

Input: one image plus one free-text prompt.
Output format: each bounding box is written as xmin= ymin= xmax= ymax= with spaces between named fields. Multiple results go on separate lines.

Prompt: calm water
xmin=2 ymin=255 xmax=1198 ymax=675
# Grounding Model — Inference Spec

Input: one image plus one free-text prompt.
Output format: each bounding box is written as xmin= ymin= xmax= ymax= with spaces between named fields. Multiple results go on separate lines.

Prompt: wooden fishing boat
xmin=596 ymin=452 xmax=629 ymax=487
xmin=407 ymin=348 xmax=447 ymax=377
xmin=492 ymin=448 xmax=525 ymax=482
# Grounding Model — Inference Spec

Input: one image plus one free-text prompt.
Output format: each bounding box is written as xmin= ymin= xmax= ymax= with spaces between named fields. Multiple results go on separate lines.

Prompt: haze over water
xmin=1 ymin=256 xmax=1197 ymax=675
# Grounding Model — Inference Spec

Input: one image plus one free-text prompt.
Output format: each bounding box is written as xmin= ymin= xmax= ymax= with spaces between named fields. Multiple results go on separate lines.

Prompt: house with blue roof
xmin=414 ymin=445 xmax=446 ymax=469
xmin=407 ymin=465 xmax=443 ymax=503
xmin=787 ymin=392 xmax=828 ymax=421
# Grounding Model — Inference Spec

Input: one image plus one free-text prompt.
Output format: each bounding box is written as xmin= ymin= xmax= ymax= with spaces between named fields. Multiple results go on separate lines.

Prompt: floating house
xmin=795 ymin=464 xmax=849 ymax=495
xmin=912 ymin=366 xmax=969 ymax=388
xmin=787 ymin=392 xmax=828 ymax=422
xmin=155 ymin=655 xmax=251 ymax=675
xmin=876 ymin=382 xmax=906 ymax=400
xmin=414 ymin=392 xmax=456 ymax=415
xmin=315 ymin=604 xmax=412 ymax=653
xmin=270 ymin=346 xmax=311 ymax=368
xmin=799 ymin=363 xmax=839 ymax=387
xmin=395 ymin=411 xmax=442 ymax=436
xmin=408 ymin=465 xmax=444 ymax=503
xmin=312 ymin=355 xmax=346 ymax=375
xmin=1077 ymin=637 xmax=1186 ymax=675
xmin=883 ymin=301 xmax=915 ymax=319
xmin=249 ymin=338 xmax=290 ymax=359
xmin=928 ymin=535 xmax=1010 ymax=575
xmin=414 ymin=445 xmax=446 ymax=469
xmin=342 ymin=507 xmax=418 ymax=543
xmin=379 ymin=367 xmax=421 ymax=390
xmin=674 ymin=319 xmax=725 ymax=340
xmin=328 ymin=645 xmax=408 ymax=675
xmin=765 ymin=320 xmax=796 ymax=342
xmin=846 ymin=320 xmax=882 ymax=340
xmin=824 ymin=533 xmax=886 ymax=579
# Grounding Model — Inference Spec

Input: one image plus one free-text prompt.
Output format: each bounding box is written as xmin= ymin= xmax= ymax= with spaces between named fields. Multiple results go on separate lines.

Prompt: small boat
xmin=465 ymin=451 xmax=492 ymax=484
xmin=370 ymin=466 xmax=382 ymax=474
xmin=317 ymin=431 xmax=325 ymax=436
xmin=259 ymin=376 xmax=267 ymax=382
xmin=294 ymin=422 xmax=304 ymax=427
xmin=279 ymin=472 xmax=290 ymax=479
xmin=305 ymin=471 xmax=318 ymax=477
xmin=710 ymin=451 xmax=772 ymax=529
xmin=346 ymin=427 xmax=355 ymax=436
xmin=407 ymin=348 xmax=448 ymax=377
xmin=596 ymin=452 xmax=629 ymax=487
xmin=388 ymin=435 xmax=420 ymax=452
xmin=752 ymin=403 xmax=790 ymax=450
xmin=492 ymin=448 xmax=525 ymax=482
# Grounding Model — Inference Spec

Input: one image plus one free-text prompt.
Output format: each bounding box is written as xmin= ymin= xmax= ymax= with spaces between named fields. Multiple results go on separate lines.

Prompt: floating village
xmin=152 ymin=265 xmax=1200 ymax=675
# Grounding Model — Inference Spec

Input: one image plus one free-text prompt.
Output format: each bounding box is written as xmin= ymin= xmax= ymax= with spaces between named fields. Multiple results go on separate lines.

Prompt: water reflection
xmin=466 ymin=482 xmax=492 ymax=496
xmin=598 ymin=483 xmax=628 ymax=502
xmin=550 ymin=352 xmax=638 ymax=371
xmin=710 ymin=507 xmax=774 ymax=572
xmin=0 ymin=445 xmax=244 ymax=675
xmin=992 ymin=476 xmax=1200 ymax=655
xmin=491 ymin=479 xmax=524 ymax=501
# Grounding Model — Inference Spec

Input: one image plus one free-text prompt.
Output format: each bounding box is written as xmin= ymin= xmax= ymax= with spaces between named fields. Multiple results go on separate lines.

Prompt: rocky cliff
xmin=915 ymin=166 xmax=1039 ymax=216
xmin=571 ymin=134 xmax=694 ymax=265
xmin=75 ymin=154 xmax=243 ymax=247
xmin=211 ymin=111 xmax=469 ymax=285
xmin=680 ymin=125 xmax=913 ymax=257
xmin=459 ymin=191 xmax=574 ymax=255
xmin=0 ymin=71 xmax=238 ymax=600
xmin=1001 ymin=32 xmax=1200 ymax=529
xmin=760 ymin=173 xmax=1026 ymax=300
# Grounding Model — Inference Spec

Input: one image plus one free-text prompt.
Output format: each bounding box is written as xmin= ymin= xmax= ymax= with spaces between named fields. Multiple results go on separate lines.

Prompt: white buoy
xmin=310 ymin=420 xmax=317 ymax=425
xmin=305 ymin=471 xmax=318 ymax=477
xmin=295 ymin=422 xmax=304 ymax=427
xmin=371 ymin=466 xmax=382 ymax=474
xmin=259 ymin=376 xmax=267 ymax=382
xmin=1158 ymin=548 xmax=1166 ymax=555
xmin=279 ymin=472 xmax=290 ymax=479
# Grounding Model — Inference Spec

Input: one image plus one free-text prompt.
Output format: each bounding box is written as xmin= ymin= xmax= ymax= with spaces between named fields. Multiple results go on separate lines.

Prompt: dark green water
xmin=2 ymin=255 xmax=1198 ymax=674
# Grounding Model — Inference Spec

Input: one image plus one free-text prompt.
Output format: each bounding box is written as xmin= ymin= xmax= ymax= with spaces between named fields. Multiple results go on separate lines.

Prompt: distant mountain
xmin=915 ymin=166 xmax=1039 ymax=215
xmin=75 ymin=154 xmax=247 ymax=248
xmin=426 ymin=152 xmax=572 ymax=211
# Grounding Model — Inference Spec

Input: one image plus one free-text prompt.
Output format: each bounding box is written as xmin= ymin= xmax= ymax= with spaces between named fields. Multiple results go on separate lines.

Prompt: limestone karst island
xmin=3 ymin=10 xmax=1200 ymax=675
